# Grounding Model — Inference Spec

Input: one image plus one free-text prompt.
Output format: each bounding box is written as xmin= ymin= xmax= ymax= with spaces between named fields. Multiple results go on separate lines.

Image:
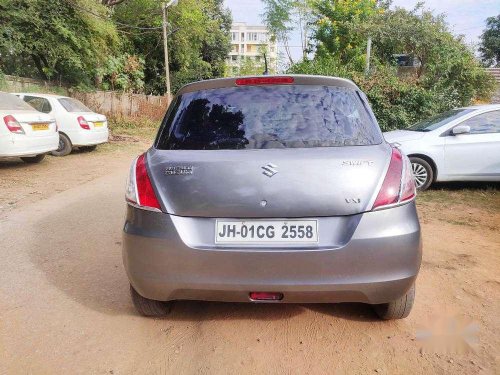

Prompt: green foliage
xmin=479 ymin=15 xmax=500 ymax=67
xmin=262 ymin=0 xmax=313 ymax=65
xmin=0 ymin=0 xmax=231 ymax=94
xmin=354 ymin=65 xmax=461 ymax=131
xmin=0 ymin=0 xmax=120 ymax=85
xmin=367 ymin=5 xmax=496 ymax=105
xmin=312 ymin=0 xmax=378 ymax=69
xmin=262 ymin=0 xmax=294 ymax=64
xmin=290 ymin=3 xmax=497 ymax=131
xmin=98 ymin=54 xmax=145 ymax=92
xmin=289 ymin=57 xmax=452 ymax=131
xmin=0 ymin=69 xmax=6 ymax=90
xmin=113 ymin=0 xmax=231 ymax=94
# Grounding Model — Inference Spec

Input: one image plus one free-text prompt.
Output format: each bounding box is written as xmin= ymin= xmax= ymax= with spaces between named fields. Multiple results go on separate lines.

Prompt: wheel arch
xmin=407 ymin=153 xmax=438 ymax=181
xmin=58 ymin=131 xmax=73 ymax=146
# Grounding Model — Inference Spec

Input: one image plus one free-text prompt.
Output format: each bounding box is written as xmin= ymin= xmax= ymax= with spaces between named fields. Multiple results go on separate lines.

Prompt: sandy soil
xmin=0 ymin=145 xmax=498 ymax=374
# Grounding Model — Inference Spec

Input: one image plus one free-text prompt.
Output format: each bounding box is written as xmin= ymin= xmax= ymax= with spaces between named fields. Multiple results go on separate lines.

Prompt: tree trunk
xmin=31 ymin=54 xmax=49 ymax=80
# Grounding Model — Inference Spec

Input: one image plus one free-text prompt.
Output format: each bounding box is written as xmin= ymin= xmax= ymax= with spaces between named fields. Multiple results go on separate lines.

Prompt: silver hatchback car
xmin=123 ymin=75 xmax=421 ymax=320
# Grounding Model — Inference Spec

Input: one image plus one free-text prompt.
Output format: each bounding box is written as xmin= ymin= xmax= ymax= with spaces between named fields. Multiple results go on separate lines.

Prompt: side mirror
xmin=452 ymin=125 xmax=470 ymax=135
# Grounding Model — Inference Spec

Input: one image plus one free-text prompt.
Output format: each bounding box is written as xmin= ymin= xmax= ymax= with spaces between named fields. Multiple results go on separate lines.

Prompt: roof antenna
xmin=263 ymin=52 xmax=269 ymax=75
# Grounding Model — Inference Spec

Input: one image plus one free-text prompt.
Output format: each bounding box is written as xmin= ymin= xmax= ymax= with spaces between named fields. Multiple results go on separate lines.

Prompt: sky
xmin=224 ymin=0 xmax=500 ymax=64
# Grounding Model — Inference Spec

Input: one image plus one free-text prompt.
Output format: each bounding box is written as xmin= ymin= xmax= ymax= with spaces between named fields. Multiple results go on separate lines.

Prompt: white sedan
xmin=0 ymin=92 xmax=58 ymax=163
xmin=16 ymin=93 xmax=109 ymax=156
xmin=384 ymin=104 xmax=500 ymax=190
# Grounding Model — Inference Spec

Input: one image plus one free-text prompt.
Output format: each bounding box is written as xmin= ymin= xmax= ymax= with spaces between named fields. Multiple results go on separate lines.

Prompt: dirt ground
xmin=0 ymin=141 xmax=499 ymax=374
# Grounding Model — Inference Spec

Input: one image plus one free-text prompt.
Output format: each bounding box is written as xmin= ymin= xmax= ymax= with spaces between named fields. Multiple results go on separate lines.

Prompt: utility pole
xmin=162 ymin=3 xmax=171 ymax=97
xmin=365 ymin=37 xmax=372 ymax=76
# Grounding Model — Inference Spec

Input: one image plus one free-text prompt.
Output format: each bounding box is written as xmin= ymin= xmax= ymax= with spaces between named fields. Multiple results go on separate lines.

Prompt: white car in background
xmin=384 ymin=104 xmax=500 ymax=190
xmin=16 ymin=93 xmax=109 ymax=156
xmin=0 ymin=92 xmax=58 ymax=163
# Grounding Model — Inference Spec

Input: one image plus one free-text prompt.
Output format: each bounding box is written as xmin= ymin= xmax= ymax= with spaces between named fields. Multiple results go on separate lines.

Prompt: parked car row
xmin=0 ymin=92 xmax=108 ymax=163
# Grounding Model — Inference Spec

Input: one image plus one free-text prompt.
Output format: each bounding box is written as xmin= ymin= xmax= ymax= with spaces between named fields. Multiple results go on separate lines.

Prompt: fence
xmin=2 ymin=75 xmax=170 ymax=119
xmin=3 ymin=75 xmax=69 ymax=95
xmin=485 ymin=68 xmax=500 ymax=83
xmin=72 ymin=91 xmax=171 ymax=120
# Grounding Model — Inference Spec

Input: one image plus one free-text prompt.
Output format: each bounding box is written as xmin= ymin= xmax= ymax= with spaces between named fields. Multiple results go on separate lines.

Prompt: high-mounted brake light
xmin=235 ymin=76 xmax=294 ymax=86
xmin=125 ymin=154 xmax=161 ymax=211
xmin=77 ymin=116 xmax=90 ymax=130
xmin=3 ymin=115 xmax=24 ymax=134
xmin=372 ymin=148 xmax=416 ymax=210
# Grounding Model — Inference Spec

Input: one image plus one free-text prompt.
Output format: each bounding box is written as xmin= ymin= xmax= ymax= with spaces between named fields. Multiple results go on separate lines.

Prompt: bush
xmin=288 ymin=57 xmax=495 ymax=131
xmin=0 ymin=70 xmax=6 ymax=90
xmin=292 ymin=4 xmax=497 ymax=131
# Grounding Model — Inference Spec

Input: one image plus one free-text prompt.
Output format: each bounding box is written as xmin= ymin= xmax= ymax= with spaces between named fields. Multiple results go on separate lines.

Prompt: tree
xmin=366 ymin=5 xmax=496 ymax=105
xmin=261 ymin=0 xmax=313 ymax=66
xmin=479 ymin=15 xmax=500 ymax=67
xmin=98 ymin=54 xmax=145 ymax=92
xmin=312 ymin=0 xmax=378 ymax=69
xmin=289 ymin=3 xmax=496 ymax=130
xmin=102 ymin=0 xmax=127 ymax=6
xmin=113 ymin=0 xmax=231 ymax=94
xmin=0 ymin=0 xmax=120 ymax=85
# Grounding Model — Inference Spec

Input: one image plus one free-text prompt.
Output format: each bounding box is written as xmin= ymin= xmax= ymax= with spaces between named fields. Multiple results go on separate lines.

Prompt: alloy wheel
xmin=411 ymin=162 xmax=428 ymax=188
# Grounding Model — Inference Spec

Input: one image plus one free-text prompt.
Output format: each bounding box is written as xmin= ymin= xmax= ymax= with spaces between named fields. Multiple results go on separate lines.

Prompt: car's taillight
xmin=235 ymin=76 xmax=294 ymax=86
xmin=125 ymin=154 xmax=162 ymax=211
xmin=372 ymin=148 xmax=416 ymax=210
xmin=77 ymin=116 xmax=90 ymax=130
xmin=3 ymin=115 xmax=24 ymax=134
xmin=400 ymin=154 xmax=417 ymax=202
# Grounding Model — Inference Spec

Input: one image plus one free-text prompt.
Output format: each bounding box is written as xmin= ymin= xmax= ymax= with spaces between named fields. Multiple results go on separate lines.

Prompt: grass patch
xmin=417 ymin=182 xmax=499 ymax=212
xmin=107 ymin=117 xmax=160 ymax=143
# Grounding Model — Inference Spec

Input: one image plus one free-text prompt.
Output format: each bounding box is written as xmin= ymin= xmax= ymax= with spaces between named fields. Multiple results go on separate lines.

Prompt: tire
xmin=373 ymin=283 xmax=415 ymax=320
xmin=409 ymin=157 xmax=433 ymax=191
xmin=51 ymin=133 xmax=72 ymax=157
xmin=20 ymin=154 xmax=46 ymax=163
xmin=80 ymin=145 xmax=97 ymax=152
xmin=130 ymin=285 xmax=173 ymax=317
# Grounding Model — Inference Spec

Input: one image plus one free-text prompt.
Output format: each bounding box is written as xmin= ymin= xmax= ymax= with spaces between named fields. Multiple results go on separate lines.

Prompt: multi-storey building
xmin=227 ymin=22 xmax=278 ymax=76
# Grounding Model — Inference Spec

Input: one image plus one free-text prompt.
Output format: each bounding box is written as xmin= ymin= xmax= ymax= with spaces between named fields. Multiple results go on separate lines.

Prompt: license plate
xmin=31 ymin=123 xmax=49 ymax=131
xmin=94 ymin=122 xmax=104 ymax=127
xmin=215 ymin=220 xmax=318 ymax=244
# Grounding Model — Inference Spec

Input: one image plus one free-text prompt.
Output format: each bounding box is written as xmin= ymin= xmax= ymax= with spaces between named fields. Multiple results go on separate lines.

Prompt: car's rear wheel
xmin=130 ymin=285 xmax=173 ymax=317
xmin=409 ymin=157 xmax=433 ymax=191
xmin=373 ymin=283 xmax=415 ymax=320
xmin=51 ymin=133 xmax=72 ymax=157
xmin=20 ymin=154 xmax=46 ymax=163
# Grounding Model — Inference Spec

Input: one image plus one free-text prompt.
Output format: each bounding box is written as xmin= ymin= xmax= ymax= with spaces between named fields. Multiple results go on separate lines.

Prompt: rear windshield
xmin=58 ymin=98 xmax=92 ymax=112
xmin=155 ymin=85 xmax=382 ymax=150
xmin=0 ymin=92 xmax=34 ymax=111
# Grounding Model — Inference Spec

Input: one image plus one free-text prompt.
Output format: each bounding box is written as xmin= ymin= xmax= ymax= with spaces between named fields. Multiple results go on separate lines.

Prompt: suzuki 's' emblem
xmin=262 ymin=163 xmax=278 ymax=177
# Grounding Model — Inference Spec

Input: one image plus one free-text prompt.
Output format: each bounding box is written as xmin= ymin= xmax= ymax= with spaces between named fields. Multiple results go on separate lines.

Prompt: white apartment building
xmin=227 ymin=22 xmax=278 ymax=75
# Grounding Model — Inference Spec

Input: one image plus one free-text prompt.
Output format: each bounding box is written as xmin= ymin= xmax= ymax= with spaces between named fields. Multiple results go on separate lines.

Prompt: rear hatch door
xmin=148 ymin=145 xmax=390 ymax=217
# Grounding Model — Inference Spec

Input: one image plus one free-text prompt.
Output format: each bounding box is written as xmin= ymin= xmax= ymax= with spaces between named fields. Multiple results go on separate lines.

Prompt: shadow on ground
xmin=429 ymin=181 xmax=499 ymax=191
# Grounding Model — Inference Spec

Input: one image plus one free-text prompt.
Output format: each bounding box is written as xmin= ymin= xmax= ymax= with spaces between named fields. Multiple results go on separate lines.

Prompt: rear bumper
xmin=123 ymin=202 xmax=422 ymax=304
xmin=0 ymin=132 xmax=59 ymax=157
xmin=68 ymin=129 xmax=109 ymax=146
